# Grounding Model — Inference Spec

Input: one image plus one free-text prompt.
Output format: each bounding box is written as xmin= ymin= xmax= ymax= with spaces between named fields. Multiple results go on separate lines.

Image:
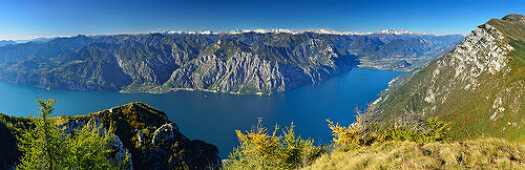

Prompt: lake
xmin=0 ymin=67 xmax=402 ymax=157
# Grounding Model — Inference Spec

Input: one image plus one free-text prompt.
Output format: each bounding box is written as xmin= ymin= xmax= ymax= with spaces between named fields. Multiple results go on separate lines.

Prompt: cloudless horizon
xmin=1 ymin=0 xmax=524 ymax=40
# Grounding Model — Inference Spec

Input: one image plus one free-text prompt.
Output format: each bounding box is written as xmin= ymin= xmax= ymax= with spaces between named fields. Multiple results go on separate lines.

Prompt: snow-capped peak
xmin=165 ymin=28 xmax=433 ymax=36
xmin=166 ymin=30 xmax=197 ymax=34
xmin=373 ymin=29 xmax=429 ymax=35
xmin=225 ymin=28 xmax=298 ymax=35
xmin=308 ymin=29 xmax=371 ymax=35
xmin=198 ymin=30 xmax=213 ymax=35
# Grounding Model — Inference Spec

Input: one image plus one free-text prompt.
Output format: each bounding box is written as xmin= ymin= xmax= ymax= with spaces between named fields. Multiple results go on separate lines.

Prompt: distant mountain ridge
xmin=365 ymin=14 xmax=525 ymax=141
xmin=0 ymin=40 xmax=16 ymax=47
xmin=0 ymin=30 xmax=462 ymax=94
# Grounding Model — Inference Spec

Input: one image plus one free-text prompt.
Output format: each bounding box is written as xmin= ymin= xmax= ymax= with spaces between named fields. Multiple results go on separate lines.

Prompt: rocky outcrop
xmin=502 ymin=14 xmax=525 ymax=22
xmin=0 ymin=102 xmax=220 ymax=169
xmin=95 ymin=102 xmax=220 ymax=169
xmin=152 ymin=123 xmax=179 ymax=146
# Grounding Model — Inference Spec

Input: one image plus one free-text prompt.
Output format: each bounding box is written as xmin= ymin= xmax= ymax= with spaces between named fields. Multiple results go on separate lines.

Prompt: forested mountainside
xmin=0 ymin=102 xmax=220 ymax=169
xmin=0 ymin=31 xmax=462 ymax=94
xmin=365 ymin=14 xmax=525 ymax=141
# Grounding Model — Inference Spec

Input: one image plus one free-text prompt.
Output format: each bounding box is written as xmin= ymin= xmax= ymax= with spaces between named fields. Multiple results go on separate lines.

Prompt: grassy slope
xmin=443 ymin=19 xmax=525 ymax=141
xmin=366 ymin=17 xmax=525 ymax=142
xmin=304 ymin=138 xmax=525 ymax=169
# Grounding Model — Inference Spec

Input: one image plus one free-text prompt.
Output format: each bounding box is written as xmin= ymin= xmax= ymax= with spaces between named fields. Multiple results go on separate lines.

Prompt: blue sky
xmin=0 ymin=0 xmax=524 ymax=40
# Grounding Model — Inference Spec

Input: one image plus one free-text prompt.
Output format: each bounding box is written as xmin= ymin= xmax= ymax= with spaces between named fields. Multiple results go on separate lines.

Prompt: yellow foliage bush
xmin=327 ymin=118 xmax=361 ymax=150
xmin=234 ymin=119 xmax=282 ymax=161
xmin=327 ymin=115 xmax=451 ymax=152
xmin=225 ymin=118 xmax=324 ymax=169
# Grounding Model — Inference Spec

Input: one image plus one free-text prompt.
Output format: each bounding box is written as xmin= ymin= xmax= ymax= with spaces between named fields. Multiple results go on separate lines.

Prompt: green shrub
xmin=385 ymin=117 xmax=450 ymax=144
xmin=327 ymin=116 xmax=451 ymax=151
xmin=281 ymin=123 xmax=324 ymax=168
xmin=360 ymin=123 xmax=388 ymax=146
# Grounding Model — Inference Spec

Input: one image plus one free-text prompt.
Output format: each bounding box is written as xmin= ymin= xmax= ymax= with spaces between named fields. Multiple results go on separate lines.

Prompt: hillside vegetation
xmin=365 ymin=14 xmax=525 ymax=142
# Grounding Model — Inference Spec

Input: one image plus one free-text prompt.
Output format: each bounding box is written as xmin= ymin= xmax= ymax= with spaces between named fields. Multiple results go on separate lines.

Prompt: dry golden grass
xmin=304 ymin=138 xmax=525 ymax=170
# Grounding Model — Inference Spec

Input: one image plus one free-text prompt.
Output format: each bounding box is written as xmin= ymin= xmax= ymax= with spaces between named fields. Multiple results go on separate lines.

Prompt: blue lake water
xmin=0 ymin=67 xmax=402 ymax=157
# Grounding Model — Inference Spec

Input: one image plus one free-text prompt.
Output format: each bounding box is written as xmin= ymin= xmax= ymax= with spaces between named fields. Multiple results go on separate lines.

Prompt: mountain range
xmin=0 ymin=30 xmax=462 ymax=94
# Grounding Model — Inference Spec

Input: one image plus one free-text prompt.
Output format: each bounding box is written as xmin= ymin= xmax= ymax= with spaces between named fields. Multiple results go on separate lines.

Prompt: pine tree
xmin=63 ymin=120 xmax=129 ymax=169
xmin=17 ymin=98 xmax=64 ymax=169
xmin=17 ymin=98 xmax=130 ymax=169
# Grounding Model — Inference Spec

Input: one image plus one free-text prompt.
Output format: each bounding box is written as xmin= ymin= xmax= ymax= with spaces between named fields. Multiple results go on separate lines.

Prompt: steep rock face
xmin=166 ymin=52 xmax=291 ymax=94
xmin=366 ymin=15 xmax=525 ymax=141
xmin=116 ymin=56 xmax=176 ymax=85
xmin=165 ymin=38 xmax=357 ymax=94
xmin=111 ymin=34 xmax=205 ymax=85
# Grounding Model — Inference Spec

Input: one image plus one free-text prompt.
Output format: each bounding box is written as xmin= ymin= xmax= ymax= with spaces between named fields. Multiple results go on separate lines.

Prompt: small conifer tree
xmin=17 ymin=98 xmax=64 ymax=169
xmin=17 ymin=98 xmax=130 ymax=169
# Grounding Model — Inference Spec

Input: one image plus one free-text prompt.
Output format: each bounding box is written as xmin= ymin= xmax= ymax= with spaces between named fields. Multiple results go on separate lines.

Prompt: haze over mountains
xmin=366 ymin=14 xmax=525 ymax=141
xmin=0 ymin=40 xmax=17 ymax=47
xmin=0 ymin=29 xmax=462 ymax=94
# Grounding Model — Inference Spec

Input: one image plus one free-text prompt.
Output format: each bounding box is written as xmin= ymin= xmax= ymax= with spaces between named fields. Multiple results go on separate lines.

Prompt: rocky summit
xmin=365 ymin=14 xmax=525 ymax=141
